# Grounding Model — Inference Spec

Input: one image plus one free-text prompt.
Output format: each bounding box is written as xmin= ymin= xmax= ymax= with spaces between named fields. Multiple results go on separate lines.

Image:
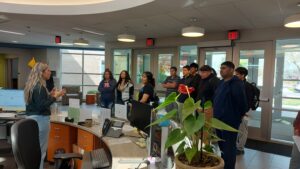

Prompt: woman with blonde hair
xmin=24 ymin=62 xmax=65 ymax=169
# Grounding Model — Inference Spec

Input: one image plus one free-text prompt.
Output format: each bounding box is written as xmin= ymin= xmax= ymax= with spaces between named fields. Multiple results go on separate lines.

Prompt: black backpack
xmin=250 ymin=82 xmax=260 ymax=110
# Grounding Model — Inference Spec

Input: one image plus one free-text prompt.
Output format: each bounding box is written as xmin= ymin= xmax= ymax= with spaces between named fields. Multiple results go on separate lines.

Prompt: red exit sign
xmin=228 ymin=30 xmax=239 ymax=40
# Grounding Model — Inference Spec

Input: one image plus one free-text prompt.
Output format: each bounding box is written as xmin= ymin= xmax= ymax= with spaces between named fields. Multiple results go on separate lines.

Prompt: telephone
xmin=102 ymin=119 xmax=125 ymax=138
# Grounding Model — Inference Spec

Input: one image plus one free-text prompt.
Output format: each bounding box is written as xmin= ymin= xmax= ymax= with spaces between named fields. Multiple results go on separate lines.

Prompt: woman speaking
xmin=24 ymin=62 xmax=65 ymax=169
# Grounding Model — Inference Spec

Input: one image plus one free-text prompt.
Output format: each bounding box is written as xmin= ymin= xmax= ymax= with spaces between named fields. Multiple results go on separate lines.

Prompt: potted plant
xmin=149 ymin=84 xmax=239 ymax=169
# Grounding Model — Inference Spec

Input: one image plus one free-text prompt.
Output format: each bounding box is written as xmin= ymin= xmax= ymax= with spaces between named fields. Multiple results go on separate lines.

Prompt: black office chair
xmin=11 ymin=118 xmax=82 ymax=169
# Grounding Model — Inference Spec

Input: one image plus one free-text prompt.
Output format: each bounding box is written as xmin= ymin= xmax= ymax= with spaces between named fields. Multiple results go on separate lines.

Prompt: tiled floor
xmin=0 ymin=147 xmax=291 ymax=169
xmin=236 ymin=148 xmax=290 ymax=169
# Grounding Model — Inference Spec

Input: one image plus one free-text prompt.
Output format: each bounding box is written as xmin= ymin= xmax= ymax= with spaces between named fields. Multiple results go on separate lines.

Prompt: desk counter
xmin=49 ymin=115 xmax=148 ymax=169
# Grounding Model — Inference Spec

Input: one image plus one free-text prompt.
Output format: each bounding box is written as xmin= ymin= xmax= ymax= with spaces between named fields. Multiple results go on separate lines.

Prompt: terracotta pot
xmin=86 ymin=94 xmax=96 ymax=105
xmin=175 ymin=154 xmax=224 ymax=169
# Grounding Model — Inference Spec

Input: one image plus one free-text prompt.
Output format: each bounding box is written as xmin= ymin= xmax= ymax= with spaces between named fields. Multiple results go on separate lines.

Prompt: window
xmin=157 ymin=54 xmax=173 ymax=83
xmin=179 ymin=46 xmax=197 ymax=76
xmin=205 ymin=51 xmax=226 ymax=78
xmin=61 ymin=49 xmax=105 ymax=99
xmin=271 ymin=39 xmax=300 ymax=142
xmin=113 ymin=49 xmax=131 ymax=80
xmin=136 ymin=54 xmax=151 ymax=84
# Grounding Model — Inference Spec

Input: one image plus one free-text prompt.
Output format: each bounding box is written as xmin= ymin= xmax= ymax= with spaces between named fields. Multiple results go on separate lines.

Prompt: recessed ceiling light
xmin=73 ymin=38 xmax=89 ymax=46
xmin=0 ymin=29 xmax=25 ymax=36
xmin=182 ymin=26 xmax=205 ymax=37
xmin=117 ymin=34 xmax=136 ymax=42
xmin=284 ymin=14 xmax=300 ymax=28
xmin=72 ymin=27 xmax=104 ymax=36
xmin=282 ymin=44 xmax=299 ymax=48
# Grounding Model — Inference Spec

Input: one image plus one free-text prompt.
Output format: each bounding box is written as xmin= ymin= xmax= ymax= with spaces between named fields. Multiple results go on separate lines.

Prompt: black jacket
xmin=190 ymin=74 xmax=201 ymax=100
xmin=26 ymin=82 xmax=56 ymax=116
xmin=196 ymin=74 xmax=220 ymax=104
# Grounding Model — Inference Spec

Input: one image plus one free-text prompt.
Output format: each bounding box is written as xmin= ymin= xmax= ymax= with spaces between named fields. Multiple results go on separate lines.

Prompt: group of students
xmin=161 ymin=62 xmax=253 ymax=169
xmin=97 ymin=69 xmax=156 ymax=108
xmin=98 ymin=61 xmax=256 ymax=169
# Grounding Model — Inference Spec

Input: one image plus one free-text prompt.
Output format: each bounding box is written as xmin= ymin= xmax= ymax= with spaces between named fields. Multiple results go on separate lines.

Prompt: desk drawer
xmin=77 ymin=129 xmax=94 ymax=151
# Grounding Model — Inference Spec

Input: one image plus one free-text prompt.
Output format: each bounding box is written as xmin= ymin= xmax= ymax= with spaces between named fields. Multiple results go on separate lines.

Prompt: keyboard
xmin=90 ymin=149 xmax=110 ymax=169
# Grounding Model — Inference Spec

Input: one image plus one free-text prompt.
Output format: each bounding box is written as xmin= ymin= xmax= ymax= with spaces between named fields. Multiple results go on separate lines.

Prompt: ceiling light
xmin=117 ymin=34 xmax=136 ymax=42
xmin=297 ymin=2 xmax=300 ymax=7
xmin=72 ymin=27 xmax=104 ymax=36
xmin=73 ymin=38 xmax=89 ymax=46
xmin=182 ymin=26 xmax=205 ymax=37
xmin=0 ymin=29 xmax=25 ymax=36
xmin=12 ymin=41 xmax=18 ymax=43
xmin=59 ymin=42 xmax=73 ymax=46
xmin=282 ymin=44 xmax=299 ymax=48
xmin=284 ymin=14 xmax=300 ymax=28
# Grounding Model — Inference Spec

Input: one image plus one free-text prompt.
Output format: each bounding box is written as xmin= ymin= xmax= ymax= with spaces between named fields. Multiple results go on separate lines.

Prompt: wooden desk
xmin=49 ymin=115 xmax=147 ymax=169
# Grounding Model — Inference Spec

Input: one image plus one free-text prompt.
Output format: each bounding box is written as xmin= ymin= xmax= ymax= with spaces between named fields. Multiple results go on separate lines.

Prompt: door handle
xmin=260 ymin=98 xmax=269 ymax=102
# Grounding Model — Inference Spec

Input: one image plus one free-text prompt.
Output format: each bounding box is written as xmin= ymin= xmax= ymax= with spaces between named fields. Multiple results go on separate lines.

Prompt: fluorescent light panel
xmin=0 ymin=29 xmax=25 ymax=36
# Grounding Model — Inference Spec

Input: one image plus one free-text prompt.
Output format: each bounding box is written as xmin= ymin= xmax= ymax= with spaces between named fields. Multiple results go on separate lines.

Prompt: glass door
xmin=272 ymin=39 xmax=300 ymax=142
xmin=233 ymin=41 xmax=274 ymax=141
xmin=199 ymin=47 xmax=232 ymax=78
xmin=133 ymin=48 xmax=177 ymax=91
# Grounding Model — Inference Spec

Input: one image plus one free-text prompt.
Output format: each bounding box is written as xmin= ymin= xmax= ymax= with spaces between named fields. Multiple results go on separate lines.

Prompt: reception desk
xmin=48 ymin=114 xmax=148 ymax=169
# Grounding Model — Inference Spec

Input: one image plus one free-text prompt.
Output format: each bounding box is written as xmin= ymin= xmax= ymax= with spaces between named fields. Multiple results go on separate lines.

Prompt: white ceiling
xmin=0 ymin=0 xmax=299 ymax=48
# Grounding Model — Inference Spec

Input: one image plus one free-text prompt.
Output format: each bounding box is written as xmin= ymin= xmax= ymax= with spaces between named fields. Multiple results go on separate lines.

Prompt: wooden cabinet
xmin=77 ymin=129 xmax=94 ymax=151
xmin=47 ymin=123 xmax=77 ymax=162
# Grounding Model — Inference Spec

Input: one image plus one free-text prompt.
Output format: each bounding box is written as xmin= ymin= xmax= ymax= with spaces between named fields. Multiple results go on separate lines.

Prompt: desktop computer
xmin=0 ymin=89 xmax=26 ymax=112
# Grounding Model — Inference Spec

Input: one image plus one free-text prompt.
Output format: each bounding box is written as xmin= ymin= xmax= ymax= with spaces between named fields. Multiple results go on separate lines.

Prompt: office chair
xmin=11 ymin=118 xmax=82 ymax=169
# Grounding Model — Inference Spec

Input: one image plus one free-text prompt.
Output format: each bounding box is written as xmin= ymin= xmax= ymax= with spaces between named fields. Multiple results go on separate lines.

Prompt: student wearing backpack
xmin=214 ymin=61 xmax=248 ymax=169
xmin=235 ymin=67 xmax=256 ymax=155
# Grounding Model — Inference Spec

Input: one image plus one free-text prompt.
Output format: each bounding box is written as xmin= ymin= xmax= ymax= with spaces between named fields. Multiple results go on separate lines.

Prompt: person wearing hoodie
xmin=213 ymin=61 xmax=248 ymax=169
xmin=98 ymin=69 xmax=117 ymax=109
xmin=196 ymin=65 xmax=220 ymax=104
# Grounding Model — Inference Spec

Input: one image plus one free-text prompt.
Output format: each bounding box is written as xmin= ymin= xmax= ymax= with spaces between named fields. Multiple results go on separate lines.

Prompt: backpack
xmin=250 ymin=82 xmax=260 ymax=110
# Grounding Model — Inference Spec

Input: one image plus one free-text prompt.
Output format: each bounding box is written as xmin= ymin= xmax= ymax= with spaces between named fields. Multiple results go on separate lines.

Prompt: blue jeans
xmin=27 ymin=115 xmax=50 ymax=169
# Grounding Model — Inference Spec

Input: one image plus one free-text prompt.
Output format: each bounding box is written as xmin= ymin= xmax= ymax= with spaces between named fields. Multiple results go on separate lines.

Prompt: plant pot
xmin=175 ymin=154 xmax=224 ymax=169
xmin=86 ymin=94 xmax=96 ymax=105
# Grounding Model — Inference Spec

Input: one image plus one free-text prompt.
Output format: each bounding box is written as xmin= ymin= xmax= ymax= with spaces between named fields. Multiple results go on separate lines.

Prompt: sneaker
xmin=236 ymin=149 xmax=245 ymax=155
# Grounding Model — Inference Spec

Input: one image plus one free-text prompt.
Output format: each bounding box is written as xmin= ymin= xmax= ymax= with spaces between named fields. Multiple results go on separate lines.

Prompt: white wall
xmin=0 ymin=47 xmax=60 ymax=89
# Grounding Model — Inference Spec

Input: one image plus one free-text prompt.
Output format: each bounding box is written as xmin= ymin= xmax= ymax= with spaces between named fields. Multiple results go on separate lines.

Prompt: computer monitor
xmin=0 ymin=89 xmax=26 ymax=111
xmin=129 ymin=100 xmax=152 ymax=135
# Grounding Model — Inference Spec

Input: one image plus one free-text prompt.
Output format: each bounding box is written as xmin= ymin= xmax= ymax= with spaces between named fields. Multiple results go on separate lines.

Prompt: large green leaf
xmin=154 ymin=92 xmax=177 ymax=110
xmin=182 ymin=97 xmax=195 ymax=120
xmin=176 ymin=141 xmax=186 ymax=154
xmin=195 ymin=100 xmax=202 ymax=109
xmin=148 ymin=109 xmax=177 ymax=127
xmin=183 ymin=115 xmax=197 ymax=136
xmin=210 ymin=118 xmax=239 ymax=132
xmin=165 ymin=129 xmax=186 ymax=149
xmin=203 ymin=100 xmax=213 ymax=109
xmin=185 ymin=146 xmax=197 ymax=164
xmin=194 ymin=113 xmax=205 ymax=131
